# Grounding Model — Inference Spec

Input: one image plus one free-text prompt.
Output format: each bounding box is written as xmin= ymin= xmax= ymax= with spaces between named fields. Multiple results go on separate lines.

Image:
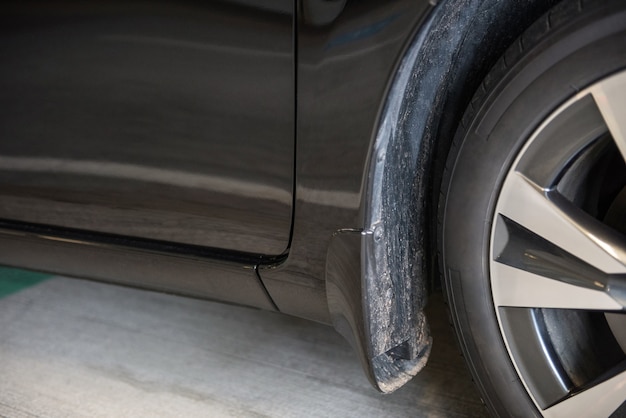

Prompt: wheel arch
xmin=326 ymin=0 xmax=558 ymax=393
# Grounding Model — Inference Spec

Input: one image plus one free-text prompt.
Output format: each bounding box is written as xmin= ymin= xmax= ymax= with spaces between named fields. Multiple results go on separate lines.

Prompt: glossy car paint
xmin=0 ymin=0 xmax=293 ymax=256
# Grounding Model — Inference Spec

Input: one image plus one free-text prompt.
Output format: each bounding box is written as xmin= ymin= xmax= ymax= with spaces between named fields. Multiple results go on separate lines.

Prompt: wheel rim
xmin=491 ymin=70 xmax=626 ymax=417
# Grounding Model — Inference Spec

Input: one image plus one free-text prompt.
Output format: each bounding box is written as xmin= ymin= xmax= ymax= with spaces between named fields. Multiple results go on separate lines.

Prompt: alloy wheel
xmin=491 ymin=70 xmax=626 ymax=417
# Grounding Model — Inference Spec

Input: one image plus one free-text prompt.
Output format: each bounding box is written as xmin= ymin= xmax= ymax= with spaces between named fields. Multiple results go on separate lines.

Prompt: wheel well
xmin=422 ymin=0 xmax=560 ymax=292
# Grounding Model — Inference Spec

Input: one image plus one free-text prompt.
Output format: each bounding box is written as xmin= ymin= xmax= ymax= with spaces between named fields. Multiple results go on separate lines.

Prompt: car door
xmin=0 ymin=0 xmax=294 ymax=257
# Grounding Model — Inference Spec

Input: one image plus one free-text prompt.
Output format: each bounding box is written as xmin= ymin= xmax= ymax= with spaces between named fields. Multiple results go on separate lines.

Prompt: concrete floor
xmin=0 ymin=275 xmax=486 ymax=417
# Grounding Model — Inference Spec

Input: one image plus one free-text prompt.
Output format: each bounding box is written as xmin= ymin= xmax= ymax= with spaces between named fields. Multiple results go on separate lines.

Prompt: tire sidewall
xmin=440 ymin=5 xmax=626 ymax=417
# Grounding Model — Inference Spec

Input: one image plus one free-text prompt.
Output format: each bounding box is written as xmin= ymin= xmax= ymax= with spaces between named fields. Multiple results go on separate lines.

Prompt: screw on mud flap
xmin=373 ymin=226 xmax=383 ymax=242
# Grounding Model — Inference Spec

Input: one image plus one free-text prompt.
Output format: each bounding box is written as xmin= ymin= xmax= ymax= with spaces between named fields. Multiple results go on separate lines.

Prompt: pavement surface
xmin=0 ymin=270 xmax=486 ymax=417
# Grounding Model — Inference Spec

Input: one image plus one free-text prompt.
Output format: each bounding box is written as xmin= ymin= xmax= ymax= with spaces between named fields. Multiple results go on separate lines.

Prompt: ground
xmin=0 ymin=270 xmax=485 ymax=417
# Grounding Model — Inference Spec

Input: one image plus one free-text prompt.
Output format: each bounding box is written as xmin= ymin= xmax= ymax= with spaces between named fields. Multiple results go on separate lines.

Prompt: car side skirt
xmin=0 ymin=219 xmax=276 ymax=310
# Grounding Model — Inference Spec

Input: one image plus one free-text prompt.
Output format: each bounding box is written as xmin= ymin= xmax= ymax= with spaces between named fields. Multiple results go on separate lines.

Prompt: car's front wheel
xmin=439 ymin=1 xmax=626 ymax=416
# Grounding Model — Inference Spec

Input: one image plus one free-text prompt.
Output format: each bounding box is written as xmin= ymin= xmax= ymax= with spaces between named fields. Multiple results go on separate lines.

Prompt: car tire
xmin=438 ymin=0 xmax=626 ymax=416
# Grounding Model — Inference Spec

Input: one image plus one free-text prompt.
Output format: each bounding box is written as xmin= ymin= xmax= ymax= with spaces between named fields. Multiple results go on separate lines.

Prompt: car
xmin=2 ymin=0 xmax=625 ymax=416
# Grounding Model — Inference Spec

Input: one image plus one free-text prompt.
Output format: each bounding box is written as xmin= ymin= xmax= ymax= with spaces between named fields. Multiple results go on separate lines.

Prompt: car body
xmin=3 ymin=1 xmax=626 ymax=416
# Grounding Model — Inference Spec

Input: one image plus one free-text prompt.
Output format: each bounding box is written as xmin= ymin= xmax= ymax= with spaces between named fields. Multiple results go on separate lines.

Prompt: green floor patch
xmin=0 ymin=267 xmax=52 ymax=299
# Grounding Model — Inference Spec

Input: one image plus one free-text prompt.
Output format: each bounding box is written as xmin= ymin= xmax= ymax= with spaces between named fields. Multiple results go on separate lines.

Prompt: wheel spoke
xmin=497 ymin=172 xmax=626 ymax=274
xmin=514 ymin=93 xmax=606 ymax=189
xmin=543 ymin=367 xmax=626 ymax=418
xmin=491 ymin=262 xmax=622 ymax=310
xmin=592 ymin=72 xmax=626 ymax=163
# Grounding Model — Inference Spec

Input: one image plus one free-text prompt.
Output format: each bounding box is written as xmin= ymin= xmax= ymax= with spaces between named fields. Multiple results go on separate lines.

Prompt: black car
xmin=2 ymin=0 xmax=626 ymax=416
